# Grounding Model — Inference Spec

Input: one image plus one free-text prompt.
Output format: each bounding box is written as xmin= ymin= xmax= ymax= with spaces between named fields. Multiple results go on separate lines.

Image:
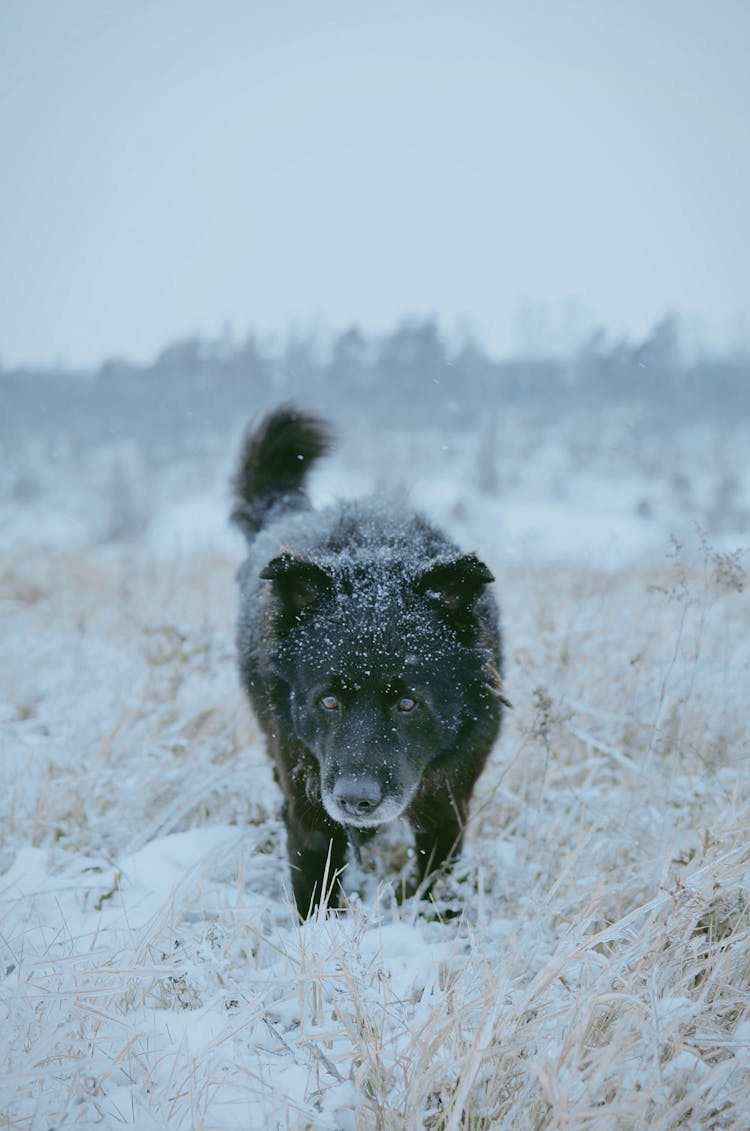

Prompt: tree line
xmin=1 ymin=314 xmax=747 ymax=457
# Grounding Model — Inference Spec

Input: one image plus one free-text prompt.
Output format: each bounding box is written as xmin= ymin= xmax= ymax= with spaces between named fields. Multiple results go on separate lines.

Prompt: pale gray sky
xmin=1 ymin=0 xmax=748 ymax=366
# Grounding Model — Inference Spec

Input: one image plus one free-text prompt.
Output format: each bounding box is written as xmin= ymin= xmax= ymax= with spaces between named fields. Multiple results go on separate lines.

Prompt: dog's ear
xmin=260 ymin=553 xmax=332 ymax=612
xmin=415 ymin=553 xmax=494 ymax=615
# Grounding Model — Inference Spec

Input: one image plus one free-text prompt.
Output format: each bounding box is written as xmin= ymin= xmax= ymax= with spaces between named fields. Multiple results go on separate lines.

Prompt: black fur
xmin=231 ymin=404 xmax=505 ymax=915
xmin=230 ymin=408 xmax=332 ymax=540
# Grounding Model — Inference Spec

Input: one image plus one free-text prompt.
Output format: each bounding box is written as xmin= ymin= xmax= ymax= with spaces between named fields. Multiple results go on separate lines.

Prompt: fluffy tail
xmin=230 ymin=404 xmax=332 ymax=541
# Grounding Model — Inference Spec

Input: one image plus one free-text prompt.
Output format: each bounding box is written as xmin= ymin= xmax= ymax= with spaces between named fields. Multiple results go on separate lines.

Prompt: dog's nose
xmin=333 ymin=775 xmax=383 ymax=818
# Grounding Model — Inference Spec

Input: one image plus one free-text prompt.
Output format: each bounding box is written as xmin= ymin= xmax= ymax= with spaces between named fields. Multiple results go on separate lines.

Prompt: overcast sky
xmin=1 ymin=0 xmax=748 ymax=367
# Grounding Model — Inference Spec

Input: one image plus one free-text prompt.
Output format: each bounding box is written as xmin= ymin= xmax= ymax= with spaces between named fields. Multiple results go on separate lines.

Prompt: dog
xmin=231 ymin=405 xmax=508 ymax=915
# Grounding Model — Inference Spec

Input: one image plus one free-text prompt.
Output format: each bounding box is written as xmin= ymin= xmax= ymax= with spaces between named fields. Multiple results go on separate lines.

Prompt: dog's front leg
xmin=283 ymin=803 xmax=348 ymax=917
xmin=411 ymin=791 xmax=467 ymax=892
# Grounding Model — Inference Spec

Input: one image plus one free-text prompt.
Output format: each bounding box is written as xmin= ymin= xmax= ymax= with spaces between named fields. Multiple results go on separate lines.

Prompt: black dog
xmin=231 ymin=406 xmax=508 ymax=915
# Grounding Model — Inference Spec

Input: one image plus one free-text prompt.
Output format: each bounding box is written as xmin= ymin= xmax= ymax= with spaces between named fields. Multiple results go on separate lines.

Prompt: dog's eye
xmin=397 ymin=696 xmax=417 ymax=713
xmin=320 ymin=694 xmax=341 ymax=712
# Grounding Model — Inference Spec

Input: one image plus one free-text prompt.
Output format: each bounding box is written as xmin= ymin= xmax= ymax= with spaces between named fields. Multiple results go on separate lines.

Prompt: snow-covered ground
xmin=1 ymin=416 xmax=749 ymax=1128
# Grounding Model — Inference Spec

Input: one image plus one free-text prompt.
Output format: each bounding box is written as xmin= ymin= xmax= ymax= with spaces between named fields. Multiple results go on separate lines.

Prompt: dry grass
xmin=1 ymin=534 xmax=748 ymax=1129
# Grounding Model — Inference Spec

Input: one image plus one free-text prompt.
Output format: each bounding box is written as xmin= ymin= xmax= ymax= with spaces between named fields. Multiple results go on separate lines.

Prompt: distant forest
xmin=1 ymin=314 xmax=748 ymax=457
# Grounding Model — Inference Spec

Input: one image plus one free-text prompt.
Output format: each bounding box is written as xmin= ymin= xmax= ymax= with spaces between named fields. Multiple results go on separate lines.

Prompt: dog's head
xmin=260 ymin=550 xmax=496 ymax=827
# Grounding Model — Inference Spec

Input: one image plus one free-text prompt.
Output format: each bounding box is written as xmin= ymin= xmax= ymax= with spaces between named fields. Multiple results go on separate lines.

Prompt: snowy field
xmin=1 ymin=416 xmax=749 ymax=1129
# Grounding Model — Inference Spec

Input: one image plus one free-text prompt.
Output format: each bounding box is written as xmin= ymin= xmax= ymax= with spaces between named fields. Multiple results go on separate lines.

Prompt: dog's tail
xmin=230 ymin=404 xmax=332 ymax=541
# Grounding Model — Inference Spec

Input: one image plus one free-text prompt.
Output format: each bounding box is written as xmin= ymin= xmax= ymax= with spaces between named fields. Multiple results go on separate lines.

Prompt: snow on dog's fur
xmin=231 ymin=405 xmax=508 ymax=914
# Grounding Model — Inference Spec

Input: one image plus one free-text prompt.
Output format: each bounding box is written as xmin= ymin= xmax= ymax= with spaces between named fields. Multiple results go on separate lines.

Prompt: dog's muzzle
xmin=323 ymin=771 xmax=417 ymax=828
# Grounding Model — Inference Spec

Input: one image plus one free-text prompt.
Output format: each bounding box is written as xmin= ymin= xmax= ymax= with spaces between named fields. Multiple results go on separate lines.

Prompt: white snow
xmin=1 ymin=415 xmax=749 ymax=1128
